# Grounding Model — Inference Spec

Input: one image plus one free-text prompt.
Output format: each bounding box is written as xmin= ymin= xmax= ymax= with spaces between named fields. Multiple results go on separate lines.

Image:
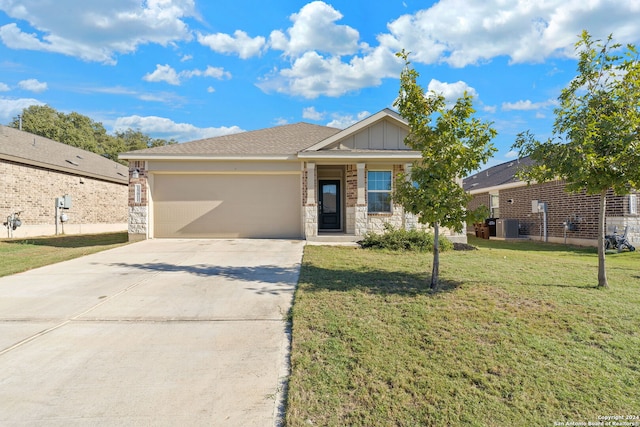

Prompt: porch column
xmin=355 ymin=163 xmax=367 ymax=236
xmin=304 ymin=162 xmax=317 ymax=238
xmin=128 ymin=160 xmax=149 ymax=242
xmin=403 ymin=163 xmax=418 ymax=230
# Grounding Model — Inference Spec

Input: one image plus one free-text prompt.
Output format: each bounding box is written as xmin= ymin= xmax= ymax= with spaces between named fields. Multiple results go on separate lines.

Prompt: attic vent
xmin=473 ymin=175 xmax=477 ymax=179
xmin=76 ymin=155 xmax=83 ymax=159
xmin=66 ymin=160 xmax=79 ymax=166
xmin=471 ymin=183 xmax=478 ymax=187
xmin=508 ymin=162 xmax=514 ymax=167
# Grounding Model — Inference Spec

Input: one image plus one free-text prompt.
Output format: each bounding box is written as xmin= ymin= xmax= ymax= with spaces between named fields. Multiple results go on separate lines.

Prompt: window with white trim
xmin=630 ymin=194 xmax=638 ymax=215
xmin=134 ymin=184 xmax=142 ymax=204
xmin=490 ymin=193 xmax=500 ymax=218
xmin=367 ymin=170 xmax=392 ymax=213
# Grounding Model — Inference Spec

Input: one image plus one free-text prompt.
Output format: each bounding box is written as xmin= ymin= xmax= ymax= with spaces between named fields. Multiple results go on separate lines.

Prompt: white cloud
xmin=144 ymin=64 xmax=231 ymax=86
xmin=112 ymin=115 xmax=243 ymax=142
xmin=326 ymin=111 xmax=370 ymax=129
xmin=207 ymin=86 xmax=215 ymax=93
xmin=256 ymin=2 xmax=409 ymax=98
xmin=258 ymin=46 xmax=401 ymax=98
xmin=382 ymin=0 xmax=640 ymax=67
xmin=0 ymin=0 xmax=196 ymax=64
xmin=274 ymin=117 xmax=289 ymax=126
xmin=180 ymin=54 xmax=193 ymax=62
xmin=269 ymin=1 xmax=360 ymax=57
xmin=0 ymin=82 xmax=10 ymax=91
xmin=483 ymin=105 xmax=497 ymax=113
xmin=198 ymin=30 xmax=266 ymax=59
xmin=18 ymin=78 xmax=47 ymax=93
xmin=143 ymin=64 xmax=181 ymax=85
xmin=505 ymin=150 xmax=519 ymax=159
xmin=0 ymin=97 xmax=44 ymax=123
xmin=302 ymin=106 xmax=325 ymax=121
xmin=82 ymin=85 xmax=186 ymax=105
xmin=502 ymin=99 xmax=555 ymax=111
xmin=427 ymin=79 xmax=478 ymax=105
xmin=184 ymin=66 xmax=231 ymax=80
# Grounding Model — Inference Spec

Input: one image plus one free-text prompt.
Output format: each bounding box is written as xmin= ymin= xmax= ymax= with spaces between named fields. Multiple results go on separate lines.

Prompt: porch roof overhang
xmin=297 ymin=150 xmax=421 ymax=162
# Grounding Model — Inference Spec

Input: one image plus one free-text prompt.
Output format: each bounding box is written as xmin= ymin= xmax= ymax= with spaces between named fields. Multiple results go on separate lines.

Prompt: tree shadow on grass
xmin=298 ymin=264 xmax=462 ymax=296
xmin=2 ymin=232 xmax=128 ymax=248
xmin=468 ymin=236 xmax=598 ymax=255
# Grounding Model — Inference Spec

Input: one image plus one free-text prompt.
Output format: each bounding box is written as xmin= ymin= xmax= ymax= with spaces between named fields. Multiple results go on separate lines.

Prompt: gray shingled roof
xmin=0 ymin=125 xmax=128 ymax=184
xmin=463 ymin=156 xmax=535 ymax=192
xmin=120 ymin=122 xmax=342 ymax=157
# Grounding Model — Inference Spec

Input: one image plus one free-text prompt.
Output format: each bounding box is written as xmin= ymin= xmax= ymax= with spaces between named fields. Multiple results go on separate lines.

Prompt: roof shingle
xmin=463 ymin=156 xmax=535 ymax=192
xmin=120 ymin=122 xmax=341 ymax=157
xmin=0 ymin=125 xmax=128 ymax=184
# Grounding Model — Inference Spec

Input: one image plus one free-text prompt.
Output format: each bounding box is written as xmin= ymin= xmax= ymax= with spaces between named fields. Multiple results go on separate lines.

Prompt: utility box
xmin=56 ymin=195 xmax=72 ymax=209
xmin=496 ymin=219 xmax=519 ymax=238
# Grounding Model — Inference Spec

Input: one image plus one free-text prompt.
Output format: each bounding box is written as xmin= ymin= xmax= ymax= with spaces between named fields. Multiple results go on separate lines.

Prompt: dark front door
xmin=319 ymin=180 xmax=340 ymax=230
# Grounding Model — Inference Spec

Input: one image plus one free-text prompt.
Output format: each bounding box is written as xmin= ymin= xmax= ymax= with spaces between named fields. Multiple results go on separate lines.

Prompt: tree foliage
xmin=393 ymin=51 xmax=497 ymax=288
xmin=513 ymin=31 xmax=640 ymax=287
xmin=9 ymin=105 xmax=176 ymax=164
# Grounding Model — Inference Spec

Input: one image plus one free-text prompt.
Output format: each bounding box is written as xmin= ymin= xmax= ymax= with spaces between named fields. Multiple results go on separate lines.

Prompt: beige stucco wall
xmin=1 ymin=159 xmax=128 ymax=238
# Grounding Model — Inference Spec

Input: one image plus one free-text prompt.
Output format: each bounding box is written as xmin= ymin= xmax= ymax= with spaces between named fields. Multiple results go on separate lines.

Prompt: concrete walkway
xmin=0 ymin=239 xmax=305 ymax=426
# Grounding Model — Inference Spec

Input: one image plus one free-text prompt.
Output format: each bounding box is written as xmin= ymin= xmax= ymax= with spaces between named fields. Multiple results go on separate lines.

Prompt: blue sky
xmin=1 ymin=0 xmax=639 ymax=166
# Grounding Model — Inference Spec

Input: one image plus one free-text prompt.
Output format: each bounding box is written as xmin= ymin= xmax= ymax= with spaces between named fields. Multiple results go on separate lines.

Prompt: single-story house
xmin=0 ymin=125 xmax=129 ymax=238
xmin=119 ymin=109 xmax=467 ymax=243
xmin=464 ymin=157 xmax=639 ymax=246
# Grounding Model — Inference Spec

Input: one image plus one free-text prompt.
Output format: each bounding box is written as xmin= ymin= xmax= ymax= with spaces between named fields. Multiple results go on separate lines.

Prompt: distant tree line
xmin=8 ymin=105 xmax=176 ymax=165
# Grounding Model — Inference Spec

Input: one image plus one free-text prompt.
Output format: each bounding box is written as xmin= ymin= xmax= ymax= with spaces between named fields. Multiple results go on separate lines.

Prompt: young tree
xmin=513 ymin=31 xmax=640 ymax=288
xmin=393 ymin=51 xmax=497 ymax=289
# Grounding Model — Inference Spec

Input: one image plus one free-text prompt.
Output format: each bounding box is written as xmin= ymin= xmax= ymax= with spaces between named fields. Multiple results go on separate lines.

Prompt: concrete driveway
xmin=0 ymin=239 xmax=305 ymax=426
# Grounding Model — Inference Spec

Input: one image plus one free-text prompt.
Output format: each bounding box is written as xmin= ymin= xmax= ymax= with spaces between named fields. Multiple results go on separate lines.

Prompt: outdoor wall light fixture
xmin=507 ymin=199 xmax=514 ymax=204
xmin=132 ymin=168 xmax=140 ymax=179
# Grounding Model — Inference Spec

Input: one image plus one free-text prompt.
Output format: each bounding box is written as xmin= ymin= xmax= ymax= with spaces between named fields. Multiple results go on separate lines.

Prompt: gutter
xmin=119 ymin=154 xmax=299 ymax=162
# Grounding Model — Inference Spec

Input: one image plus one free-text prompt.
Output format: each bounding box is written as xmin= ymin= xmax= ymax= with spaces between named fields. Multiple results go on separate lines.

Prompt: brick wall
xmin=468 ymin=180 xmax=632 ymax=243
xmin=346 ymin=164 xmax=357 ymax=208
xmin=1 ymin=159 xmax=128 ymax=237
xmin=128 ymin=161 xmax=148 ymax=206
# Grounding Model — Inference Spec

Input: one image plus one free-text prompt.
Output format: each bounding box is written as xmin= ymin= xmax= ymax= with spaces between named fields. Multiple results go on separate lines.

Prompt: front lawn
xmin=0 ymin=232 xmax=129 ymax=277
xmin=286 ymin=237 xmax=640 ymax=426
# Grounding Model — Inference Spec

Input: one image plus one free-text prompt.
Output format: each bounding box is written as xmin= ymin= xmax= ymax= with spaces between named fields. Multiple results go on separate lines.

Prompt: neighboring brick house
xmin=120 ymin=109 xmax=467 ymax=243
xmin=464 ymin=157 xmax=640 ymax=246
xmin=0 ymin=125 xmax=129 ymax=238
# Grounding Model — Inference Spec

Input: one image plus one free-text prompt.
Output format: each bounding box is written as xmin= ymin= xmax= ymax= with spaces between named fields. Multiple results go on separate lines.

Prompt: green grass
xmin=286 ymin=237 xmax=640 ymax=426
xmin=0 ymin=232 xmax=129 ymax=277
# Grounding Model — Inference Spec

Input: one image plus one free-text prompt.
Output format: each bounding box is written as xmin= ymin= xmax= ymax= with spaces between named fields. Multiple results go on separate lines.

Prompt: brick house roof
xmin=0 ymin=125 xmax=128 ymax=184
xmin=463 ymin=156 xmax=535 ymax=192
xmin=120 ymin=122 xmax=342 ymax=157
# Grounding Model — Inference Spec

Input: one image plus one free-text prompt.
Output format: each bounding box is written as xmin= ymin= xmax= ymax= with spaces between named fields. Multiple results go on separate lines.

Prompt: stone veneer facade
xmin=127 ymin=161 xmax=149 ymax=241
xmin=126 ymin=159 xmax=469 ymax=243
xmin=1 ymin=158 xmax=127 ymax=238
xmin=303 ymin=162 xmax=467 ymax=243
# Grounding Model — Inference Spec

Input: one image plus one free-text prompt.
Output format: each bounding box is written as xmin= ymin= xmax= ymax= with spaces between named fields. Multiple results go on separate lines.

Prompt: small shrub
xmin=359 ymin=224 xmax=452 ymax=252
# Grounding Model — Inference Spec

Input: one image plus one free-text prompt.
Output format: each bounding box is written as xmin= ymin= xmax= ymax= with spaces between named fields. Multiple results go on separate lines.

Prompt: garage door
xmin=152 ymin=174 xmax=302 ymax=238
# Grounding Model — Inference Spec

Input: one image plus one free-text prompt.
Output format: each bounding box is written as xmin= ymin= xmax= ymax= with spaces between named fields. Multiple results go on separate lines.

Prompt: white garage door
xmin=153 ymin=174 xmax=302 ymax=238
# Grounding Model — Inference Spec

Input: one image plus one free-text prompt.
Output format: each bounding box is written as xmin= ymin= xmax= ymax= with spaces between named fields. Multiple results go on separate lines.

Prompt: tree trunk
xmin=597 ymin=190 xmax=608 ymax=288
xmin=431 ymin=222 xmax=440 ymax=289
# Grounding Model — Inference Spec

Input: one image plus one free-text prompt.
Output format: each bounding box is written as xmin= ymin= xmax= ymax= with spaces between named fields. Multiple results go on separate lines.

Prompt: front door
xmin=319 ymin=180 xmax=340 ymax=230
